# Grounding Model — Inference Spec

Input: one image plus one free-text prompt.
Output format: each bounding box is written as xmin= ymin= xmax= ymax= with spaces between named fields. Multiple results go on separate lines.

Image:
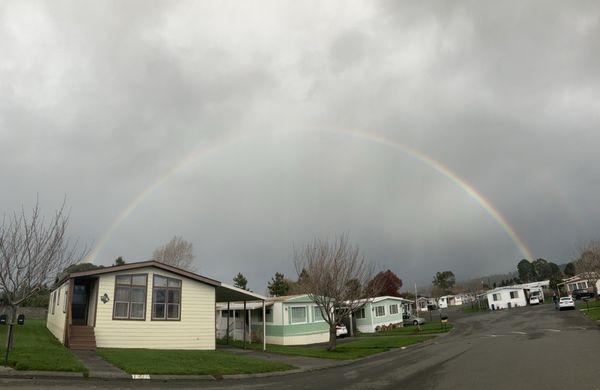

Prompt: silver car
xmin=403 ymin=313 xmax=426 ymax=326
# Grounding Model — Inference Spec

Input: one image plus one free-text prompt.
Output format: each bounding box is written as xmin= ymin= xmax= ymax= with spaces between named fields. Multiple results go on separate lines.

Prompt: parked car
xmin=336 ymin=323 xmax=348 ymax=337
xmin=403 ymin=314 xmax=426 ymax=326
xmin=571 ymin=289 xmax=595 ymax=300
xmin=529 ymin=296 xmax=540 ymax=305
xmin=558 ymin=296 xmax=576 ymax=310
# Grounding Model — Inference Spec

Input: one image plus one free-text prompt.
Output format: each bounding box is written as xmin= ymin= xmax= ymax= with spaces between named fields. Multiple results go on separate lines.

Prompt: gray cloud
xmin=1 ymin=0 xmax=599 ymax=291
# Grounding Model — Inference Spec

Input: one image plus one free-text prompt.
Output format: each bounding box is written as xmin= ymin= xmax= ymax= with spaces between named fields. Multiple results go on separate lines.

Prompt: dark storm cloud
xmin=1 ymin=0 xmax=599 ymax=291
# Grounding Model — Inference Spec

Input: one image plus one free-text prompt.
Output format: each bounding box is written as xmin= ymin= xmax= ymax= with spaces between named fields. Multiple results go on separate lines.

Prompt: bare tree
xmin=152 ymin=236 xmax=195 ymax=271
xmin=576 ymin=240 xmax=600 ymax=295
xmin=294 ymin=234 xmax=382 ymax=351
xmin=0 ymin=200 xmax=89 ymax=323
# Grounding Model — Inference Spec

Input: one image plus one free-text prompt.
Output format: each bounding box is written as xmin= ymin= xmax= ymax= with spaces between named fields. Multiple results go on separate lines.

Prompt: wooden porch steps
xmin=69 ymin=325 xmax=97 ymax=350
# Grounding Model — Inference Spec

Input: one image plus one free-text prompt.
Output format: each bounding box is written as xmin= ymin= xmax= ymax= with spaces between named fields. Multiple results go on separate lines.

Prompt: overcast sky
xmin=1 ymin=1 xmax=599 ymax=292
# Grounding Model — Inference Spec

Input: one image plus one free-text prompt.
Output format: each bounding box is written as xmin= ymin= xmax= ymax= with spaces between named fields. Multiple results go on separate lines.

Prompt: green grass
xmin=218 ymin=335 xmax=432 ymax=360
xmin=0 ymin=320 xmax=87 ymax=373
xmin=577 ymin=299 xmax=600 ymax=321
xmin=357 ymin=322 xmax=453 ymax=336
xmin=97 ymin=348 xmax=295 ymax=375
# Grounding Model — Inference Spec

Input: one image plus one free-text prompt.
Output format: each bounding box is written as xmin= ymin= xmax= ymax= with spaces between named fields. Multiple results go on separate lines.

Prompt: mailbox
xmin=0 ymin=314 xmax=6 ymax=325
xmin=17 ymin=314 xmax=25 ymax=325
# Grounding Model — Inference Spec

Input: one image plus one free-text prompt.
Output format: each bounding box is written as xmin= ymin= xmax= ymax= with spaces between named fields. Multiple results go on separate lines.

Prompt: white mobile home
xmin=437 ymin=295 xmax=461 ymax=309
xmin=486 ymin=287 xmax=527 ymax=310
xmin=46 ymin=261 xmax=263 ymax=350
xmin=352 ymin=296 xmax=406 ymax=333
xmin=416 ymin=297 xmax=438 ymax=312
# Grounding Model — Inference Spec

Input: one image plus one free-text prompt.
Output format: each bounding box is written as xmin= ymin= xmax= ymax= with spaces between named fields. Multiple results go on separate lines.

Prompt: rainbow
xmin=85 ymin=126 xmax=534 ymax=262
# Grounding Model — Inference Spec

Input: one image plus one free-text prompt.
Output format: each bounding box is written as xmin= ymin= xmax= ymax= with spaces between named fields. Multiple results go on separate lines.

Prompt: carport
xmin=215 ymin=283 xmax=267 ymax=351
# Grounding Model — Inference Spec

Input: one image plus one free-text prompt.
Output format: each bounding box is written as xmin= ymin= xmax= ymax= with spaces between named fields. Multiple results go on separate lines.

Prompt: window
xmin=265 ymin=308 xmax=273 ymax=322
xmin=374 ymin=305 xmax=385 ymax=317
xmin=63 ymin=290 xmax=68 ymax=313
xmin=510 ymin=291 xmax=519 ymax=299
xmin=577 ymin=282 xmax=587 ymax=289
xmin=113 ymin=274 xmax=147 ymax=320
xmin=389 ymin=304 xmax=399 ymax=315
xmin=313 ymin=306 xmax=325 ymax=322
xmin=355 ymin=308 xmax=366 ymax=319
xmin=290 ymin=306 xmax=307 ymax=324
xmin=152 ymin=275 xmax=181 ymax=320
xmin=51 ymin=291 xmax=56 ymax=314
xmin=568 ymin=283 xmax=577 ymax=291
xmin=57 ymin=289 xmax=61 ymax=307
xmin=493 ymin=293 xmax=500 ymax=301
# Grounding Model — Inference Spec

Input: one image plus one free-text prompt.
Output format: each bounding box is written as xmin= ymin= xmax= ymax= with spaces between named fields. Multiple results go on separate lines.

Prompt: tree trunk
xmin=10 ymin=305 xmax=17 ymax=324
xmin=327 ymin=325 xmax=337 ymax=351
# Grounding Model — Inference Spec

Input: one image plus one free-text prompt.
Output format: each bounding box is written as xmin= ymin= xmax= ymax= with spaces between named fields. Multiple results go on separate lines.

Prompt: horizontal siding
xmin=46 ymin=282 xmax=69 ymax=343
xmin=94 ymin=267 xmax=215 ymax=350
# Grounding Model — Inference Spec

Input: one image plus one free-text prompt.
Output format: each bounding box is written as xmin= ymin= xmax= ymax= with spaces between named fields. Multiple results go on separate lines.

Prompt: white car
xmin=529 ymin=296 xmax=540 ymax=305
xmin=558 ymin=296 xmax=575 ymax=310
xmin=336 ymin=324 xmax=348 ymax=337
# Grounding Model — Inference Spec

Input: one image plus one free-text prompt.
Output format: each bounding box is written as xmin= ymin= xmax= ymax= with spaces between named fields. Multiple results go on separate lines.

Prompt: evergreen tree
xmin=233 ymin=272 xmax=248 ymax=290
xmin=114 ymin=256 xmax=126 ymax=266
xmin=267 ymin=272 xmax=290 ymax=297
xmin=563 ymin=262 xmax=576 ymax=277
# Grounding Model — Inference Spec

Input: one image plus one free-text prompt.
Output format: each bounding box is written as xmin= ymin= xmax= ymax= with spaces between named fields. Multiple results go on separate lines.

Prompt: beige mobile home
xmin=46 ymin=260 xmax=264 ymax=350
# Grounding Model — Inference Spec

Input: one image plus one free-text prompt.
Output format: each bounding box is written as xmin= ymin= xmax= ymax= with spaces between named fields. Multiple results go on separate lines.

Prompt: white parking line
xmin=541 ymin=328 xmax=561 ymax=332
xmin=510 ymin=331 xmax=527 ymax=335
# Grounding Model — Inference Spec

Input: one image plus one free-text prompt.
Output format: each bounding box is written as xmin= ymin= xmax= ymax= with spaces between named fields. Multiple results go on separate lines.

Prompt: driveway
xmin=2 ymin=304 xmax=598 ymax=389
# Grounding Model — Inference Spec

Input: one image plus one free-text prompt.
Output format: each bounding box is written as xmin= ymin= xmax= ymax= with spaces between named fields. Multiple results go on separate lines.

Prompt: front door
xmin=71 ymin=284 xmax=89 ymax=325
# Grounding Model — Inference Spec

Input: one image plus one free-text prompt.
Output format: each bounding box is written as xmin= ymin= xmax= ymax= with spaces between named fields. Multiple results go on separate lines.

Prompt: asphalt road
xmin=2 ymin=304 xmax=598 ymax=389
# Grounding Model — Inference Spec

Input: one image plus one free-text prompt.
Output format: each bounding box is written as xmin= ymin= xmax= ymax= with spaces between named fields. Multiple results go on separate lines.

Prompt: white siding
xmin=94 ymin=267 xmax=216 ymax=350
xmin=46 ymin=281 xmax=69 ymax=343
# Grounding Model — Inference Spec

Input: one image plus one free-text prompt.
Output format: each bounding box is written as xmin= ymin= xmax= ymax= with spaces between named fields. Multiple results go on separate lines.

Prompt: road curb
xmin=0 ymin=370 xmax=85 ymax=380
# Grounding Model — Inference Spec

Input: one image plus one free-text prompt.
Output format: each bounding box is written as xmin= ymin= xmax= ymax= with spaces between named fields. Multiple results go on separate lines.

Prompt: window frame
xmin=510 ymin=291 xmax=519 ymax=299
xmin=493 ymin=293 xmax=501 ymax=301
xmin=63 ymin=289 xmax=68 ymax=313
xmin=289 ymin=305 xmax=308 ymax=324
xmin=112 ymin=273 xmax=148 ymax=321
xmin=151 ymin=274 xmax=182 ymax=321
xmin=51 ymin=291 xmax=56 ymax=315
xmin=389 ymin=304 xmax=399 ymax=315
xmin=313 ymin=305 xmax=326 ymax=322
xmin=374 ymin=305 xmax=385 ymax=317
xmin=355 ymin=307 xmax=366 ymax=319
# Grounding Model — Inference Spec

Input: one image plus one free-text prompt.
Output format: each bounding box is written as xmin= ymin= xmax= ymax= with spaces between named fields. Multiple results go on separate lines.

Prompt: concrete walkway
xmin=70 ymin=350 xmax=129 ymax=379
xmin=217 ymin=344 xmax=346 ymax=371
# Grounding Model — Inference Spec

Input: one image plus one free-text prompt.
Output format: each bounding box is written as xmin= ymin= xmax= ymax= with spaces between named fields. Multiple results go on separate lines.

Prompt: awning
xmin=215 ymin=283 xmax=267 ymax=303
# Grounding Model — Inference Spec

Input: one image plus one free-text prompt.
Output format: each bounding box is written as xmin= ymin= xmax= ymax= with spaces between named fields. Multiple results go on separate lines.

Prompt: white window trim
xmin=374 ymin=305 xmax=386 ymax=317
xmin=289 ymin=305 xmax=308 ymax=324
xmin=389 ymin=304 xmax=399 ymax=315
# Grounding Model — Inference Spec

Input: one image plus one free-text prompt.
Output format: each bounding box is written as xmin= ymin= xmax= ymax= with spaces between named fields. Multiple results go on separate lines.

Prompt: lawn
xmin=97 ymin=348 xmax=295 ymax=375
xmin=0 ymin=319 xmax=87 ymax=373
xmin=577 ymin=299 xmax=600 ymax=321
xmin=218 ymin=335 xmax=432 ymax=360
xmin=357 ymin=322 xmax=453 ymax=336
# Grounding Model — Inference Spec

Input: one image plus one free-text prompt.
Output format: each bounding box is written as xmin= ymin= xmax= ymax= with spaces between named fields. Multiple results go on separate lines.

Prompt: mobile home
xmin=46 ymin=261 xmax=263 ymax=350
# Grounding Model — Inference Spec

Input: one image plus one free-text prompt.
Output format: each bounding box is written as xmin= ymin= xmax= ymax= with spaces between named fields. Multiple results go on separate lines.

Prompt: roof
xmin=487 ymin=286 xmax=525 ymax=293
xmin=563 ymin=273 xmax=598 ymax=283
xmin=63 ymin=260 xmax=220 ymax=287
xmin=266 ymin=294 xmax=318 ymax=303
xmin=59 ymin=260 xmax=266 ymax=302
xmin=372 ymin=295 xmax=413 ymax=303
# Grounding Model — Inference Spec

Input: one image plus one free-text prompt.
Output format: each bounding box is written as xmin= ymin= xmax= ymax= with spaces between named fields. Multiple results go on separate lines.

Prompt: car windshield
xmin=560 ymin=297 xmax=571 ymax=301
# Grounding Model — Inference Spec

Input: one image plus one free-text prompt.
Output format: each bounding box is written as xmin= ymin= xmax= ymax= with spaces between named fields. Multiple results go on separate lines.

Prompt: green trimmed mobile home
xmin=353 ymin=296 xmax=407 ymax=333
xmin=217 ymin=294 xmax=330 ymax=345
